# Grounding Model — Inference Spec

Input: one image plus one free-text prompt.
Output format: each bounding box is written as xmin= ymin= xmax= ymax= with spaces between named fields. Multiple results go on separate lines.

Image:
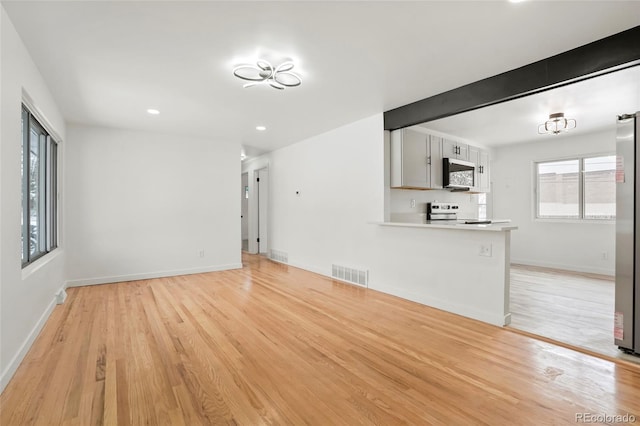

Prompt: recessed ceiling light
xmin=256 ymin=126 xmax=266 ymax=131
xmin=147 ymin=109 xmax=160 ymax=115
xmin=509 ymin=0 xmax=526 ymax=3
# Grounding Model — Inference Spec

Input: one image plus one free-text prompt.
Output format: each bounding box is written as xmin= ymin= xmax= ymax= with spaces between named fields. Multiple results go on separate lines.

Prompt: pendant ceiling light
xmin=538 ymin=112 xmax=577 ymax=135
xmin=233 ymin=60 xmax=302 ymax=90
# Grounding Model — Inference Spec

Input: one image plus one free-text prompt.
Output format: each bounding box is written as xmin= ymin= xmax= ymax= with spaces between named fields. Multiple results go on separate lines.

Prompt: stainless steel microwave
xmin=443 ymin=158 xmax=475 ymax=191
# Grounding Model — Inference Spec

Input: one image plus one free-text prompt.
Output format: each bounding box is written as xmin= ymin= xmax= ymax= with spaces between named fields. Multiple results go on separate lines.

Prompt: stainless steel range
xmin=427 ymin=202 xmax=459 ymax=221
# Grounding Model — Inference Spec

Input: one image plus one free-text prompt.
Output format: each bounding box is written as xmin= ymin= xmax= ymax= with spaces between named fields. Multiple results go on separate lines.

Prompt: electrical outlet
xmin=410 ymin=199 xmax=416 ymax=208
xmin=479 ymin=244 xmax=492 ymax=257
xmin=198 ymin=249 xmax=205 ymax=258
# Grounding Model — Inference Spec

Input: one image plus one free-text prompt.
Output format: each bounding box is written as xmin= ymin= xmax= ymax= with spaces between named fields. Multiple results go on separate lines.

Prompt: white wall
xmin=390 ymin=189 xmax=488 ymax=221
xmin=0 ymin=6 xmax=67 ymax=392
xmin=65 ymin=125 xmax=242 ymax=285
xmin=492 ymin=129 xmax=616 ymax=275
xmin=243 ymin=113 xmax=512 ymax=326
xmin=244 ymin=114 xmax=385 ymax=272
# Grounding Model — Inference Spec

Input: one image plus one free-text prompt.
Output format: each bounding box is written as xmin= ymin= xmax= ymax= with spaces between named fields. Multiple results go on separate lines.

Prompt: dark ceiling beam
xmin=384 ymin=25 xmax=640 ymax=130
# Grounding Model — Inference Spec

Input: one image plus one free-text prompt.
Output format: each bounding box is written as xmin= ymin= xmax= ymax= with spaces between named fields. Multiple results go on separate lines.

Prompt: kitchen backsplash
xmin=390 ymin=189 xmax=490 ymax=220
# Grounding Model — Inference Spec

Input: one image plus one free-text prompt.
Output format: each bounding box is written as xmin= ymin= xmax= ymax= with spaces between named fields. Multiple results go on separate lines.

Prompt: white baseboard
xmin=1 ymin=263 xmax=243 ymax=394
xmin=285 ymin=259 xmax=327 ymax=278
xmin=0 ymin=285 xmax=63 ymax=394
xmin=511 ymin=258 xmax=614 ymax=277
xmin=65 ymin=263 xmax=243 ymax=287
xmin=370 ymin=283 xmax=509 ymax=327
xmin=276 ymin=257 xmax=507 ymax=327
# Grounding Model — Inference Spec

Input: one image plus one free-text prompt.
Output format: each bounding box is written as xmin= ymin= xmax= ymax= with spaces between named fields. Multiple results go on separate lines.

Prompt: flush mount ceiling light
xmin=233 ymin=60 xmax=302 ymax=90
xmin=538 ymin=112 xmax=577 ymax=135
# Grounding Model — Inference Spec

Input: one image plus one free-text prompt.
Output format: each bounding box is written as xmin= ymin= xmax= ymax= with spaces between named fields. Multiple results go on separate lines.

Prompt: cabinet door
xmin=442 ymin=139 xmax=468 ymax=160
xmin=428 ymin=135 xmax=443 ymax=188
xmin=457 ymin=143 xmax=469 ymax=161
xmin=401 ymin=129 xmax=429 ymax=187
xmin=479 ymin=150 xmax=490 ymax=192
xmin=468 ymin=147 xmax=490 ymax=192
xmin=468 ymin=146 xmax=480 ymax=190
xmin=441 ymin=139 xmax=458 ymax=159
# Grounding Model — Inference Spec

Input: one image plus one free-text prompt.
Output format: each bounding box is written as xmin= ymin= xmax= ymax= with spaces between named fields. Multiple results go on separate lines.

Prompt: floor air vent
xmin=270 ymin=249 xmax=288 ymax=264
xmin=331 ymin=264 xmax=368 ymax=287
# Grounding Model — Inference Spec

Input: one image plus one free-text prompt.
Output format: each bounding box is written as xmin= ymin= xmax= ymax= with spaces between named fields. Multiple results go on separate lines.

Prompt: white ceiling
xmin=3 ymin=1 xmax=640 ymax=155
xmin=419 ymin=65 xmax=640 ymax=147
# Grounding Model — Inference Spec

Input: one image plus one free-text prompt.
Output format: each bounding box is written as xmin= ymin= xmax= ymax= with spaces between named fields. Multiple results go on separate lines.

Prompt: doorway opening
xmin=414 ymin=65 xmax=640 ymax=364
xmin=241 ymin=172 xmax=249 ymax=252
xmin=256 ymin=167 xmax=269 ymax=255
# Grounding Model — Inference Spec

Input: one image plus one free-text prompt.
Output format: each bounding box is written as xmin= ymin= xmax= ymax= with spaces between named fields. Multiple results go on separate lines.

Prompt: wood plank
xmin=508 ymin=264 xmax=636 ymax=361
xmin=2 ymin=254 xmax=640 ymax=425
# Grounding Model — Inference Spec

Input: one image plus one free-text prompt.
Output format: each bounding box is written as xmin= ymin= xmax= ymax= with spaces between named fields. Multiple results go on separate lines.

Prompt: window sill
xmin=22 ymin=248 xmax=63 ymax=280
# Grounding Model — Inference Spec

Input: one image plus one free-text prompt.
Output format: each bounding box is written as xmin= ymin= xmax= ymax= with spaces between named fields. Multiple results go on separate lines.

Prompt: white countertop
xmin=375 ymin=220 xmax=517 ymax=232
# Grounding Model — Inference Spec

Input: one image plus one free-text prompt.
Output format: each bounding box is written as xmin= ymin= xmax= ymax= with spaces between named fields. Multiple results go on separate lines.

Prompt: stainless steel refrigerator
xmin=615 ymin=112 xmax=640 ymax=354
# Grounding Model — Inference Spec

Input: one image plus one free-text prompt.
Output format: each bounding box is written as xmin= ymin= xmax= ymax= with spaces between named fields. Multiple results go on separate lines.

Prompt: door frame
xmin=255 ymin=167 xmax=269 ymax=254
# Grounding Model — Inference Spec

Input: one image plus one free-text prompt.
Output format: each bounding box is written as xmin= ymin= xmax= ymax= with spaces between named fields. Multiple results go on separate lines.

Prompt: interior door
xmin=241 ymin=173 xmax=248 ymax=244
xmin=257 ymin=168 xmax=269 ymax=254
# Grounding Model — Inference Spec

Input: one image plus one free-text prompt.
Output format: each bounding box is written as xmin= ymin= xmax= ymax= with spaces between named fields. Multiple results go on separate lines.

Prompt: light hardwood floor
xmin=508 ymin=264 xmax=633 ymax=360
xmin=2 ymin=254 xmax=640 ymax=425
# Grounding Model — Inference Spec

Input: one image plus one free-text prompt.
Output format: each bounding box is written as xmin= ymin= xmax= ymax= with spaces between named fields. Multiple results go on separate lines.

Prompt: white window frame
xmin=534 ymin=153 xmax=616 ymax=222
xmin=21 ymin=103 xmax=60 ymax=268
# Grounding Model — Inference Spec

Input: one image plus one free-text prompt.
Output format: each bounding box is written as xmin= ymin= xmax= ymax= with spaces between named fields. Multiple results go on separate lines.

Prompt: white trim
xmin=532 ymin=153 xmax=616 ymax=222
xmin=511 ymin=258 xmax=614 ymax=277
xmin=284 ymin=259 xmax=509 ymax=326
xmin=286 ymin=259 xmax=327 ymax=277
xmin=65 ymin=263 xmax=243 ymax=287
xmin=21 ymin=89 xmax=63 ymax=144
xmin=370 ymin=282 xmax=509 ymax=327
xmin=21 ymin=248 xmax=63 ymax=280
xmin=0 ymin=289 xmax=60 ymax=393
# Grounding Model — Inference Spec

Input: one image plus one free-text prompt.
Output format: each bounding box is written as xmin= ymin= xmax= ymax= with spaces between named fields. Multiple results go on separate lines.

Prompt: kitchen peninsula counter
xmin=368 ymin=220 xmax=515 ymax=327
xmin=376 ymin=221 xmax=517 ymax=232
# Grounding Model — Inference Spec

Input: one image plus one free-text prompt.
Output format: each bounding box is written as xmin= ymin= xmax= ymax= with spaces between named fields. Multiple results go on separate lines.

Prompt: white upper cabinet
xmin=441 ymin=138 xmax=468 ymax=161
xmin=428 ymin=135 xmax=443 ymax=189
xmin=391 ymin=129 xmax=489 ymax=192
xmin=391 ymin=129 xmax=444 ymax=189
xmin=468 ymin=146 xmax=491 ymax=193
xmin=391 ymin=129 xmax=429 ymax=188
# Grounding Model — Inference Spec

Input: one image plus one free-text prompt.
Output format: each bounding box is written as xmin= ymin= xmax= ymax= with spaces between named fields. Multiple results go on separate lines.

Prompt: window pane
xmin=537 ymin=160 xmax=579 ymax=218
xmin=584 ymin=155 xmax=616 ymax=219
xmin=22 ymin=106 xmax=58 ymax=267
xmin=38 ymin=134 xmax=47 ymax=251
xmin=29 ymin=126 xmax=41 ymax=257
